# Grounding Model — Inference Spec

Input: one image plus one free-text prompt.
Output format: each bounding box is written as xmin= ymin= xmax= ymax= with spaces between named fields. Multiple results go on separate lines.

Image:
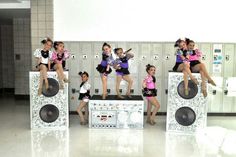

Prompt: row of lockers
xmin=63 ymin=42 xmax=236 ymax=113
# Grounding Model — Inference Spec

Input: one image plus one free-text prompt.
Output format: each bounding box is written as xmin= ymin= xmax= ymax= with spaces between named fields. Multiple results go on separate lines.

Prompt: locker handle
xmin=225 ymin=55 xmax=230 ymax=61
xmin=72 ymin=88 xmax=76 ymax=94
xmin=130 ymin=89 xmax=134 ymax=94
xmin=224 ymin=90 xmax=228 ymax=95
xmin=212 ymin=90 xmax=217 ymax=95
xmin=107 ymin=89 xmax=111 ymax=93
xmin=165 ymin=89 xmax=168 ymax=94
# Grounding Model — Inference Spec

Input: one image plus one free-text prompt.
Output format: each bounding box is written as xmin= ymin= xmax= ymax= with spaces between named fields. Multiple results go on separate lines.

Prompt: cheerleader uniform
xmin=172 ymin=49 xmax=186 ymax=71
xmin=142 ymin=75 xmax=157 ymax=100
xmin=96 ymin=52 xmax=114 ymax=75
xmin=51 ymin=50 xmax=70 ymax=68
xmin=189 ymin=49 xmax=202 ymax=69
xmin=79 ymin=81 xmax=91 ymax=102
xmin=115 ymin=56 xmax=130 ymax=76
xmin=34 ymin=49 xmax=52 ymax=69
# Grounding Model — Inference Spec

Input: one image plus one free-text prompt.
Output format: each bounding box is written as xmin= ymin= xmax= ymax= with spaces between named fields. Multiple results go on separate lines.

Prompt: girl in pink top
xmin=51 ymin=41 xmax=70 ymax=89
xmin=187 ymin=40 xmax=216 ymax=97
xmin=142 ymin=64 xmax=160 ymax=125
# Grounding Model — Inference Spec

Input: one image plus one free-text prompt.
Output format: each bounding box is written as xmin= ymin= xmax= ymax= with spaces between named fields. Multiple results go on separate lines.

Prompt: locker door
xmin=126 ymin=43 xmax=139 ymax=78
xmin=93 ymin=42 xmax=103 ymax=78
xmin=67 ymin=42 xmax=80 ymax=77
xmin=207 ymin=76 xmax=223 ymax=113
xmin=156 ymin=77 xmax=164 ymax=112
xmin=222 ymin=44 xmax=236 ymax=113
xmin=69 ymin=76 xmax=80 ymax=111
xmin=199 ymin=43 xmax=212 ymax=75
xmin=93 ymin=77 xmax=103 ymax=95
xmin=79 ymin=43 xmax=92 ymax=75
xmin=151 ymin=43 xmax=163 ymax=77
xmin=140 ymin=43 xmax=152 ymax=77
xmin=163 ymin=43 xmax=176 ymax=78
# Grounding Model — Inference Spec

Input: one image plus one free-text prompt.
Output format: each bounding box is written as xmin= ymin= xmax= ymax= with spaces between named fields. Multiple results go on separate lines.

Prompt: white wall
xmin=54 ymin=0 xmax=236 ymax=42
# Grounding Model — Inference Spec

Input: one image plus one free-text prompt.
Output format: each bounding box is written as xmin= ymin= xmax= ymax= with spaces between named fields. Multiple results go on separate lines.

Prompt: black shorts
xmin=96 ymin=64 xmax=112 ymax=74
xmin=79 ymin=93 xmax=91 ymax=100
xmin=115 ymin=68 xmax=130 ymax=75
xmin=172 ymin=62 xmax=182 ymax=72
xmin=190 ymin=60 xmax=201 ymax=71
xmin=142 ymin=88 xmax=157 ymax=97
xmin=37 ymin=63 xmax=48 ymax=69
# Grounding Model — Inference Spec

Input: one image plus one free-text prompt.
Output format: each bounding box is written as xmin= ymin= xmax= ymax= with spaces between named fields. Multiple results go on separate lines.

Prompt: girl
xmin=96 ymin=43 xmax=114 ymax=99
xmin=51 ymin=41 xmax=70 ymax=89
xmin=77 ymin=71 xmax=91 ymax=125
xmin=173 ymin=38 xmax=199 ymax=96
xmin=186 ymin=39 xmax=216 ymax=97
xmin=142 ymin=64 xmax=160 ymax=125
xmin=114 ymin=48 xmax=133 ymax=99
xmin=34 ymin=37 xmax=53 ymax=95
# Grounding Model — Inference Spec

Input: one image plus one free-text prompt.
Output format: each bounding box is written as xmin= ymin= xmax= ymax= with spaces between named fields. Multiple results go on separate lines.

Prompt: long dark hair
xmin=53 ymin=41 xmax=64 ymax=50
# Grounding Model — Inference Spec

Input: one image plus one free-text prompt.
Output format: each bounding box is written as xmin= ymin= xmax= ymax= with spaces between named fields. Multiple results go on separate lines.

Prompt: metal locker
xmin=79 ymin=43 xmax=92 ymax=75
xmin=222 ymin=44 xmax=235 ymax=113
xmin=156 ymin=77 xmax=164 ymax=112
xmin=151 ymin=43 xmax=163 ymax=77
xmin=162 ymin=76 xmax=169 ymax=112
xmin=199 ymin=43 xmax=212 ymax=75
xmin=107 ymin=76 xmax=116 ymax=95
xmin=223 ymin=44 xmax=235 ymax=77
xmin=93 ymin=42 xmax=104 ymax=77
xmin=93 ymin=77 xmax=103 ymax=95
xmin=69 ymin=76 xmax=80 ymax=111
xmin=126 ymin=43 xmax=139 ymax=77
xmin=67 ymin=42 xmax=80 ymax=77
xmin=116 ymin=42 xmax=126 ymax=50
xmin=207 ymin=76 xmax=223 ymax=113
xmin=163 ymin=43 xmax=176 ymax=78
xmin=140 ymin=44 xmax=152 ymax=76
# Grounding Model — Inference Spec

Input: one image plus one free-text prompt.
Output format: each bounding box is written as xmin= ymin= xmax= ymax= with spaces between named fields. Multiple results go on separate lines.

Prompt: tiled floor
xmin=0 ymin=96 xmax=236 ymax=157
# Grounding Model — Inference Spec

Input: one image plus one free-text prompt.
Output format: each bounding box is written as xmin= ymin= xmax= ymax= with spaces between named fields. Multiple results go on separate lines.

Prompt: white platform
xmin=166 ymin=72 xmax=208 ymax=133
xmin=89 ymin=95 xmax=144 ymax=129
xmin=29 ymin=71 xmax=69 ymax=129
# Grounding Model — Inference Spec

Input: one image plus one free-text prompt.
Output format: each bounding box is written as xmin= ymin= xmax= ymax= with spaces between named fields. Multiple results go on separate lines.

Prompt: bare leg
xmin=77 ymin=101 xmax=87 ymax=125
xmin=55 ymin=64 xmax=64 ymax=89
xmin=199 ymin=63 xmax=216 ymax=86
xmin=101 ymin=75 xmax=107 ymax=99
xmin=84 ymin=103 xmax=89 ymax=123
xmin=177 ymin=64 xmax=189 ymax=95
xmin=184 ymin=64 xmax=199 ymax=85
xmin=191 ymin=64 xmax=207 ymax=97
xmin=40 ymin=65 xmax=49 ymax=90
xmin=122 ymin=74 xmax=133 ymax=97
xmin=116 ymin=75 xmax=124 ymax=99
xmin=38 ymin=68 xmax=44 ymax=95
xmin=148 ymin=97 xmax=160 ymax=125
xmin=200 ymin=70 xmax=207 ymax=97
xmin=146 ymin=100 xmax=152 ymax=123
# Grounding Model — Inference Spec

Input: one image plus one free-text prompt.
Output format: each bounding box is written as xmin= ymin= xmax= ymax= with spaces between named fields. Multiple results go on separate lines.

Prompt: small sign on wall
xmin=213 ymin=44 xmax=223 ymax=74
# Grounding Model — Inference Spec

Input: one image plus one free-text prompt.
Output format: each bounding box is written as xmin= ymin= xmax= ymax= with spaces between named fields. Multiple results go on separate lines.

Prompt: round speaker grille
xmin=177 ymin=80 xmax=198 ymax=99
xmin=175 ymin=107 xmax=196 ymax=126
xmin=39 ymin=104 xmax=59 ymax=123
